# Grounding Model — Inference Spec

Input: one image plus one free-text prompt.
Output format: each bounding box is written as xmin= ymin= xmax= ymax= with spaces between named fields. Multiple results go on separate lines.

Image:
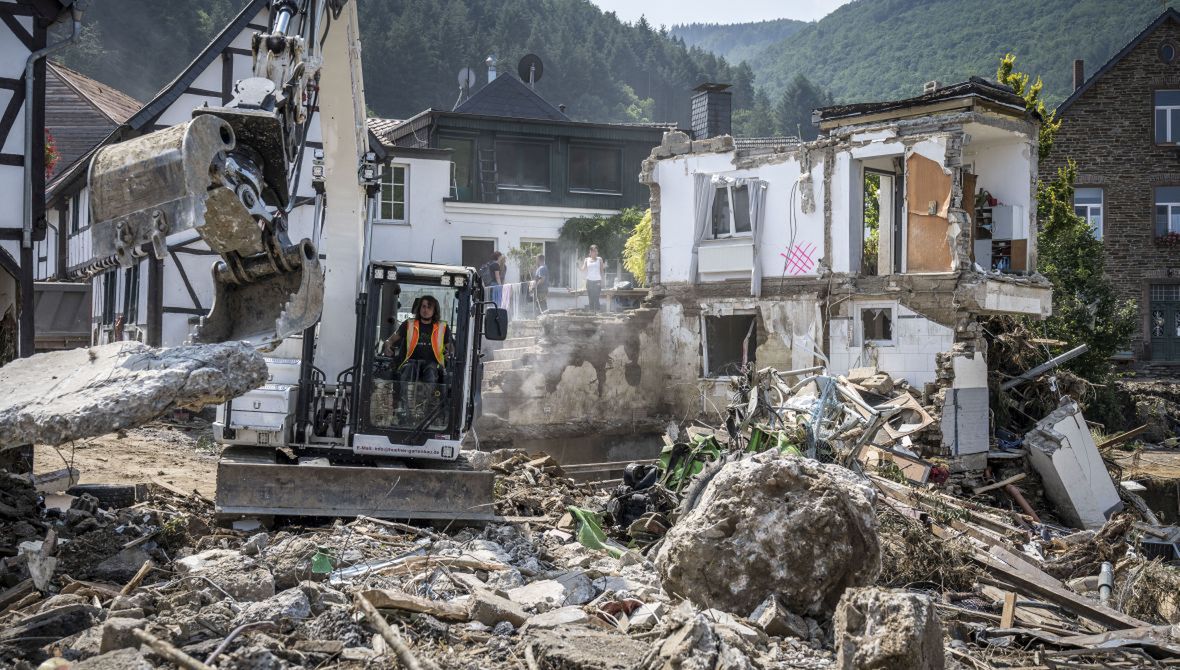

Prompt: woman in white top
xmin=579 ymin=244 xmax=607 ymax=311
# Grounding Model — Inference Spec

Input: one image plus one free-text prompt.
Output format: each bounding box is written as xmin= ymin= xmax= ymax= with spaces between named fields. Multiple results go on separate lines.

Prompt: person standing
xmin=533 ymin=253 xmax=548 ymax=314
xmin=479 ymin=251 xmax=503 ymax=305
xmin=579 ymin=245 xmax=606 ymax=311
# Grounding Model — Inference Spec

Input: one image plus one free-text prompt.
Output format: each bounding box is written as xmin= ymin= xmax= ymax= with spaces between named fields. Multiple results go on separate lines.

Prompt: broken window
xmin=1156 ymin=91 xmax=1180 ymax=144
xmin=710 ymin=183 xmax=751 ymax=238
xmin=703 ymin=314 xmax=757 ymax=377
xmin=861 ymin=308 xmax=893 ymax=344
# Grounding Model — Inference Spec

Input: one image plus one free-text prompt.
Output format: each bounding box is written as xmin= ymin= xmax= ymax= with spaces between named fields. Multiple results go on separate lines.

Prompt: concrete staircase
xmin=481 ymin=320 xmax=542 ymax=417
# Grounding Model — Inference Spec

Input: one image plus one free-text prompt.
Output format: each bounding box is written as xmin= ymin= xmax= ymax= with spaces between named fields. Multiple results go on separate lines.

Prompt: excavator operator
xmin=382 ymin=295 xmax=453 ymax=385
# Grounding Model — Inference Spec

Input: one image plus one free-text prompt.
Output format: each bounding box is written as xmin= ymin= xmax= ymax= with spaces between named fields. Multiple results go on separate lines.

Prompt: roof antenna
xmin=454 ymin=66 xmax=475 ymax=110
xmin=518 ymin=54 xmax=544 ymax=88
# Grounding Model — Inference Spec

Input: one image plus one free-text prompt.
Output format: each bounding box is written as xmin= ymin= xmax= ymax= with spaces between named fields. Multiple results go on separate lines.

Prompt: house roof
xmin=367 ymin=117 xmax=405 ymax=138
xmin=47 ymin=63 xmax=141 ymax=124
xmin=0 ymin=245 xmax=19 ymax=279
xmin=814 ymin=77 xmax=1036 ymax=129
xmin=1057 ymin=8 xmax=1180 ymax=115
xmin=455 ymin=74 xmax=570 ymax=122
xmin=384 ymin=107 xmax=678 ymax=148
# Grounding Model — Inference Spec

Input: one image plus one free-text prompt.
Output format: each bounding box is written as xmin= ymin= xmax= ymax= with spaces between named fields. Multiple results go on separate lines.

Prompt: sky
xmin=589 ymin=0 xmax=853 ymax=27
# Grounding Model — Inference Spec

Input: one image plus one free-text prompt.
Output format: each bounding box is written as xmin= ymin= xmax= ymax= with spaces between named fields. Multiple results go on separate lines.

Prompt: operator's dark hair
xmin=416 ymin=294 xmax=441 ymax=323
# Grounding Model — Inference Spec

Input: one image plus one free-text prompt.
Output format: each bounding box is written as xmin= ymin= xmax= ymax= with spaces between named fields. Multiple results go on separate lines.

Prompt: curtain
xmin=690 ymin=173 xmax=716 ymax=284
xmin=743 ymin=178 xmax=769 ymax=297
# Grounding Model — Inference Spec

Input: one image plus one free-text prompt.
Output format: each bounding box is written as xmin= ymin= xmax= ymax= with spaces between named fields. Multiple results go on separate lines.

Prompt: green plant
xmin=622 ymin=209 xmax=653 ymax=287
xmin=558 ymin=207 xmax=644 ymax=271
xmin=863 ymin=173 xmax=880 ymax=273
xmin=999 ymin=55 xmax=1136 ymax=382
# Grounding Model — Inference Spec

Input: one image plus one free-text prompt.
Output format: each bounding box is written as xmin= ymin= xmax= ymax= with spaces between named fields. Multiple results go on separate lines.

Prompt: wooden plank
xmin=973 ymin=473 xmax=1026 ymax=495
xmin=1097 ymin=425 xmax=1149 ymax=450
xmin=360 ymin=588 xmax=469 ymax=621
xmin=1000 ymin=591 xmax=1017 ymax=629
xmin=972 ymin=548 xmax=1150 ymax=630
xmin=0 ymin=579 xmax=32 ymax=610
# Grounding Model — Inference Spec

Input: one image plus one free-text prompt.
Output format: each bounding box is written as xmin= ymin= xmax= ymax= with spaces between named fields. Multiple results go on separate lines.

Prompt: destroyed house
xmin=641 ymin=78 xmax=1053 ymax=470
xmin=370 ymin=66 xmax=675 ymax=308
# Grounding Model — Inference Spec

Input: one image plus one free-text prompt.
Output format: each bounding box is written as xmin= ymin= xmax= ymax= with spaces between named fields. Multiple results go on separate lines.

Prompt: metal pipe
xmin=23 ymin=7 xmax=83 ymax=248
xmin=1098 ymin=561 xmax=1113 ymax=605
xmin=1001 ymin=344 xmax=1089 ymax=391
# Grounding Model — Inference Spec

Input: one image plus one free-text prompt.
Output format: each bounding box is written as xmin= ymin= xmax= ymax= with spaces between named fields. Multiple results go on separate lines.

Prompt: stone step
xmin=490 ymin=346 xmax=535 ymax=362
xmin=483 ymin=358 xmax=524 ymax=374
xmin=505 ymin=321 xmax=542 ymax=338
xmin=502 ymin=336 xmax=538 ymax=349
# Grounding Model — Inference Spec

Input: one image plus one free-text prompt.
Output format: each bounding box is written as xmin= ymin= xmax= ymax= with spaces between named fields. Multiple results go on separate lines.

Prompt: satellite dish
xmin=518 ymin=54 xmax=544 ymax=86
xmin=457 ymin=67 xmax=476 ymax=90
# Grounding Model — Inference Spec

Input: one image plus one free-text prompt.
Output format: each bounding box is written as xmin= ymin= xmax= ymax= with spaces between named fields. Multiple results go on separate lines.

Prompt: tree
xmin=559 ymin=207 xmax=645 ymax=268
xmin=622 ymin=209 xmax=653 ymax=286
xmin=997 ymin=54 xmax=1135 ymax=381
xmin=776 ymin=74 xmax=831 ymax=140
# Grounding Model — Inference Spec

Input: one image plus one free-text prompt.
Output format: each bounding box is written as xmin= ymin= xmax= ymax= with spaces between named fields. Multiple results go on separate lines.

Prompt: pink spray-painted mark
xmin=780 ymin=242 xmax=816 ymax=275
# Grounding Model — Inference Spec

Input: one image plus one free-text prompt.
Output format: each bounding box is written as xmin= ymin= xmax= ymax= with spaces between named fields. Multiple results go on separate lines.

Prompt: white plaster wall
xmin=963 ymin=136 xmax=1033 ymax=220
xmin=655 ymin=150 xmax=826 ymax=285
xmin=829 ymin=301 xmax=953 ymax=388
xmin=0 ymin=15 xmax=31 ymax=231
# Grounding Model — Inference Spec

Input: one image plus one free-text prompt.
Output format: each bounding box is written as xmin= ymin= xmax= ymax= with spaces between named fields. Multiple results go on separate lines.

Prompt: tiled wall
xmin=828 ymin=300 xmax=953 ymax=388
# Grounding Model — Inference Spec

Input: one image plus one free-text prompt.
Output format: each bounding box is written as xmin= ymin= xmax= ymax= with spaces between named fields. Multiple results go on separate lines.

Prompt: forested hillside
xmin=51 ymin=0 xmax=1178 ymax=140
xmin=54 ymin=0 xmax=753 ymax=129
xmin=670 ymin=18 xmax=807 ymax=66
xmin=750 ymin=0 xmax=1177 ymax=106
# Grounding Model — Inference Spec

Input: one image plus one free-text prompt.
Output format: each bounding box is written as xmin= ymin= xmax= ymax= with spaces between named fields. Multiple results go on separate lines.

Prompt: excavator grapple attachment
xmin=88 ymin=114 xmax=325 ymax=348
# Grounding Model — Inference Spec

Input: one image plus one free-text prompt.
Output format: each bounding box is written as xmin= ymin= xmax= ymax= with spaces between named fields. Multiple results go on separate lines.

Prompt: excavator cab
xmin=351 ymin=262 xmax=495 ymax=458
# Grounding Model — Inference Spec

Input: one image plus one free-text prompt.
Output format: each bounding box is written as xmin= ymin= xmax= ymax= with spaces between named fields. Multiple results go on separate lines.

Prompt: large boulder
xmin=655 ymin=452 xmax=879 ymax=618
xmin=834 ymin=587 xmax=944 ymax=669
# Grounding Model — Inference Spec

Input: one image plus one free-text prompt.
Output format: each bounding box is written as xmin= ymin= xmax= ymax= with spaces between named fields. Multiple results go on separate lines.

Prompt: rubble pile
xmin=4 ymin=359 xmax=1180 ymax=669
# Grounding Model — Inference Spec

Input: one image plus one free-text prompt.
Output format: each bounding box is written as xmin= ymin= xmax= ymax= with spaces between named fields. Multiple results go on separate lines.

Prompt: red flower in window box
xmin=1155 ymin=231 xmax=1180 ymax=247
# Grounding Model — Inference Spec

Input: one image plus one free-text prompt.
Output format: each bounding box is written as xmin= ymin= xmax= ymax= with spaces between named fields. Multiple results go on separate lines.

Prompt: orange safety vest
xmin=402 ymin=319 xmax=446 ymax=367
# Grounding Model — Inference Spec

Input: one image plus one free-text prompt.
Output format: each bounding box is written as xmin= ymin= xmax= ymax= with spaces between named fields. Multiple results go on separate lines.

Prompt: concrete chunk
xmin=99 ymin=617 xmax=144 ymax=653
xmin=0 ymin=342 xmax=267 ymax=449
xmin=469 ymin=589 xmax=529 ymax=628
xmin=834 ymin=587 xmax=944 ymax=670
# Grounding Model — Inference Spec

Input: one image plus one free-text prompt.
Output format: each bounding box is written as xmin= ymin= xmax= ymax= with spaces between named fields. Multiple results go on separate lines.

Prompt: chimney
xmin=1073 ymin=59 xmax=1085 ymax=91
xmin=691 ymin=83 xmax=732 ymax=140
xmin=486 ymin=55 xmax=497 ymax=83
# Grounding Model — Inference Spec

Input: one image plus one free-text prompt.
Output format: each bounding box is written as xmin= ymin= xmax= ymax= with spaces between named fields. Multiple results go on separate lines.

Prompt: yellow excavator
xmin=85 ymin=0 xmax=507 ymax=524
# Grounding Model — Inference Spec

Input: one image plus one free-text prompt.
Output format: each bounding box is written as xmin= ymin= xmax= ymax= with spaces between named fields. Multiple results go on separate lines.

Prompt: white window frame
xmin=376 ymin=163 xmax=408 ymax=224
xmin=1156 ymin=90 xmax=1180 ymax=144
xmin=1073 ymin=188 xmax=1103 ymax=240
xmin=709 ymin=183 xmax=752 ymax=240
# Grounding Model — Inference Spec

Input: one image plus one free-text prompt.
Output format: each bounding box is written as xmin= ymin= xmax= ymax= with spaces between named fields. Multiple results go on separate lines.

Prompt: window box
xmin=1155 ymin=232 xmax=1180 ymax=248
xmin=698 ymin=239 xmax=754 ymax=275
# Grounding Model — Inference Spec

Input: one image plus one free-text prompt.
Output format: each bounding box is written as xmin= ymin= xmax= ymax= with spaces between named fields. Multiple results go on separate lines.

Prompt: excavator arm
xmin=87 ymin=0 xmax=358 ymax=349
